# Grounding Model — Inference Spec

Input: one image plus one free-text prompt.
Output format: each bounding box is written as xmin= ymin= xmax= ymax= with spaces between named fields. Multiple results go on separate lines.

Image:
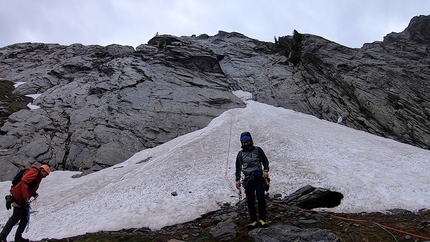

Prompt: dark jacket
xmin=10 ymin=166 xmax=43 ymax=205
xmin=235 ymin=146 xmax=269 ymax=181
xmin=235 ymin=132 xmax=269 ymax=181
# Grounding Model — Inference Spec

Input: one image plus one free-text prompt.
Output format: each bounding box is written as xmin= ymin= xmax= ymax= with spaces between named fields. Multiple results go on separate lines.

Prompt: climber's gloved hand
xmin=5 ymin=195 xmax=12 ymax=210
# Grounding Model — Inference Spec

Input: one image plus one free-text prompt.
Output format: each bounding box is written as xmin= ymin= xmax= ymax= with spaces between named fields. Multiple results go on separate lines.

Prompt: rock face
xmin=0 ymin=41 xmax=245 ymax=180
xmin=0 ymin=15 xmax=429 ymax=180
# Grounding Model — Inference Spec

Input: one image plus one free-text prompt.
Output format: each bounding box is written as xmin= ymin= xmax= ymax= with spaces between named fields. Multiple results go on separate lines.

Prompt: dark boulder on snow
xmin=0 ymin=15 xmax=430 ymax=179
xmin=283 ymin=185 xmax=344 ymax=209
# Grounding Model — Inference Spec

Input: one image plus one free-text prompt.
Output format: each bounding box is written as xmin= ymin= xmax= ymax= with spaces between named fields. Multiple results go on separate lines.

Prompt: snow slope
xmin=0 ymin=91 xmax=429 ymax=241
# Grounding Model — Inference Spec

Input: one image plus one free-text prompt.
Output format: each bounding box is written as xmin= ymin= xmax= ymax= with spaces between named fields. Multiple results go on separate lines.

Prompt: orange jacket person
xmin=0 ymin=165 xmax=50 ymax=242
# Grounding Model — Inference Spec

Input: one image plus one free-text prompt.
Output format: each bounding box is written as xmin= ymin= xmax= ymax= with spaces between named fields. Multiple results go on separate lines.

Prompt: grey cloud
xmin=0 ymin=0 xmax=429 ymax=48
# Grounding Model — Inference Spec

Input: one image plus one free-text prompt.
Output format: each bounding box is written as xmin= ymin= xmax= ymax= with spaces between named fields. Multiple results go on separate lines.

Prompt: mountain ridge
xmin=0 ymin=15 xmax=429 ymax=179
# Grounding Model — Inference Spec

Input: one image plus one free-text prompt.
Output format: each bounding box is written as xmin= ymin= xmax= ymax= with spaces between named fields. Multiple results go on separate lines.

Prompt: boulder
xmin=283 ymin=185 xmax=344 ymax=209
xmin=209 ymin=218 xmax=237 ymax=241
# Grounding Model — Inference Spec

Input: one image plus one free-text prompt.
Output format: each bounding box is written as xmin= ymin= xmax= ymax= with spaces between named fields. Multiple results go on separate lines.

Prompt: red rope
xmin=225 ymin=114 xmax=237 ymax=192
xmin=374 ymin=222 xmax=430 ymax=240
xmin=268 ymin=201 xmax=430 ymax=240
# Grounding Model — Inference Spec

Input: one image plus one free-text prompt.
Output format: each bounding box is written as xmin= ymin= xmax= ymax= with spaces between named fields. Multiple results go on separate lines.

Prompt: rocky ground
xmin=41 ymin=195 xmax=430 ymax=242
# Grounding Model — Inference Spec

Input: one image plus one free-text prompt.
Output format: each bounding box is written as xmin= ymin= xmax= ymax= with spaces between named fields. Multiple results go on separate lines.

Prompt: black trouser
xmin=0 ymin=205 xmax=29 ymax=241
xmin=244 ymin=175 xmax=266 ymax=222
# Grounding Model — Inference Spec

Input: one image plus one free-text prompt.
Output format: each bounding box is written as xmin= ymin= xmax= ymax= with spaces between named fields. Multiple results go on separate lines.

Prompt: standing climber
xmin=1 ymin=164 xmax=51 ymax=242
xmin=235 ymin=131 xmax=269 ymax=228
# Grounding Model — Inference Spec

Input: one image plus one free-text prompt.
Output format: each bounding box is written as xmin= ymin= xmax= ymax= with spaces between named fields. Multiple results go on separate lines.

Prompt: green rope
xmin=375 ymin=222 xmax=398 ymax=242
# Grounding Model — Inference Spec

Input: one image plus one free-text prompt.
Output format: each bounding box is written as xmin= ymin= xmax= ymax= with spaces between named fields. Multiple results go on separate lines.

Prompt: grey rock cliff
xmin=0 ymin=15 xmax=429 ymax=180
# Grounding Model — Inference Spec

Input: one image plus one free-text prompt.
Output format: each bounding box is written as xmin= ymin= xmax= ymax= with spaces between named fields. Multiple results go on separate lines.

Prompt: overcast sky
xmin=1 ymin=91 xmax=429 ymax=241
xmin=0 ymin=0 xmax=429 ymax=49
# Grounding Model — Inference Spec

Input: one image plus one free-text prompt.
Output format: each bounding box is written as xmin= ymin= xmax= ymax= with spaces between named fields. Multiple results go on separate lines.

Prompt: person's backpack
xmin=12 ymin=168 xmax=28 ymax=186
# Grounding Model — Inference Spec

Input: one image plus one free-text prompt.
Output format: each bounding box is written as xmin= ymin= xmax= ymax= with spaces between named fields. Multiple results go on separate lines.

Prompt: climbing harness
xmin=242 ymin=171 xmax=263 ymax=188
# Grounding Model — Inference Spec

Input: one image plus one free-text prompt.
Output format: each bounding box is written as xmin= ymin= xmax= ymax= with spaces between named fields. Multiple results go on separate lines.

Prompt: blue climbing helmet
xmin=240 ymin=131 xmax=254 ymax=149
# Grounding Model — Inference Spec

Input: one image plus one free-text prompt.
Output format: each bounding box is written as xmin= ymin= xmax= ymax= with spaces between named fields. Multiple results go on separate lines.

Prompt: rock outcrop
xmin=281 ymin=185 xmax=344 ymax=210
xmin=0 ymin=15 xmax=429 ymax=180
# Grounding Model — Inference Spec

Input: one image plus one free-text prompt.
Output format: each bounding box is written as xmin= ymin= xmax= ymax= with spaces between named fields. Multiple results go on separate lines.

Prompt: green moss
xmin=54 ymin=233 xmax=155 ymax=242
xmin=0 ymin=80 xmax=15 ymax=96
xmin=337 ymin=63 xmax=355 ymax=72
xmin=0 ymin=80 xmax=31 ymax=122
xmin=8 ymin=102 xmax=28 ymax=112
